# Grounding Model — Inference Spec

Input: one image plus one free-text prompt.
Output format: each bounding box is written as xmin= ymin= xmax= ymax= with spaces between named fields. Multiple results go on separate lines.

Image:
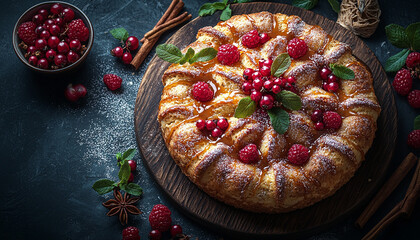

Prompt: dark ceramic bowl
xmin=12 ymin=1 xmax=94 ymax=73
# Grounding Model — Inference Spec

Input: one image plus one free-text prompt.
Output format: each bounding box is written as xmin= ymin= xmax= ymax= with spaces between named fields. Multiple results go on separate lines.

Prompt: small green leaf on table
xmin=327 ymin=0 xmax=340 ymax=13
xmin=385 ymin=49 xmax=410 ymax=72
xmin=385 ymin=24 xmax=411 ymax=49
xmin=406 ymin=22 xmax=420 ymax=51
xmin=92 ymin=179 xmax=115 ymax=195
xmin=110 ymin=28 xmax=129 ymax=41
xmin=292 ymin=0 xmax=318 ymax=10
xmin=125 ymin=183 xmax=143 ymax=196
xmin=414 ymin=115 xmax=420 ymax=130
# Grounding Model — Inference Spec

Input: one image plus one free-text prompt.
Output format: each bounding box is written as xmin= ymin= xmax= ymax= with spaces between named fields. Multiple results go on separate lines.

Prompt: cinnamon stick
xmin=355 ymin=152 xmax=418 ymax=228
xmin=143 ymin=12 xmax=191 ymax=40
xmin=362 ymin=157 xmax=420 ymax=240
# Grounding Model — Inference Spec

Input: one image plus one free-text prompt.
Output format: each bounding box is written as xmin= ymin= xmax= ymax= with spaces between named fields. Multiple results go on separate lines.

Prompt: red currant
xmin=44 ymin=19 xmax=54 ymax=28
xmin=259 ymin=33 xmax=270 ymax=44
xmin=211 ymin=128 xmax=223 ymax=137
xmin=32 ymin=14 xmax=44 ymax=25
xmin=263 ymin=59 xmax=273 ymax=68
xmin=149 ymin=230 xmax=162 ymax=240
xmin=69 ymin=39 xmax=81 ymax=51
xmin=250 ymin=90 xmax=262 ymax=102
xmin=62 ymin=8 xmax=75 ymax=22
xmin=127 ymin=160 xmax=137 ymax=172
xmin=45 ymin=49 xmax=56 ymax=62
xmin=28 ymin=56 xmax=38 ymax=66
xmin=54 ymin=54 xmax=67 ymax=68
xmin=67 ymin=50 xmax=79 ymax=63
xmin=196 ymin=119 xmax=206 ymax=130
xmin=128 ymin=173 xmax=134 ymax=183
xmin=259 ymin=94 xmax=274 ymax=109
xmin=49 ymin=24 xmax=61 ymax=36
xmin=327 ymin=74 xmax=337 ymax=83
xmin=315 ymin=122 xmax=324 ymax=131
xmin=126 ymin=36 xmax=139 ymax=50
xmin=273 ymin=77 xmax=282 ymax=86
xmin=73 ymin=84 xmax=87 ymax=98
xmin=65 ymin=84 xmax=79 ymax=102
xmin=319 ymin=67 xmax=332 ymax=80
xmin=35 ymin=38 xmax=47 ymax=50
xmin=252 ymin=78 xmax=263 ymax=91
xmin=40 ymin=30 xmax=50 ymax=39
xmin=272 ymin=84 xmax=281 ymax=94
xmin=217 ymin=118 xmax=229 ymax=130
xmin=327 ymin=82 xmax=339 ymax=92
xmin=242 ymin=82 xmax=253 ymax=94
xmin=260 ymin=65 xmax=271 ymax=77
xmin=50 ymin=3 xmax=63 ymax=15
xmin=287 ymin=76 xmax=296 ymax=84
xmin=111 ymin=46 xmax=124 ymax=58
xmin=170 ymin=225 xmax=183 ymax=237
xmin=243 ymin=68 xmax=254 ymax=81
xmin=251 ymin=71 xmax=262 ymax=80
xmin=27 ymin=46 xmax=36 ymax=54
xmin=54 ymin=17 xmax=64 ymax=27
xmin=38 ymin=9 xmax=48 ymax=18
xmin=48 ymin=36 xmax=60 ymax=49
xmin=37 ymin=58 xmax=48 ymax=69
xmin=264 ymin=80 xmax=274 ymax=90
xmin=311 ymin=110 xmax=323 ymax=122
xmin=35 ymin=25 xmax=45 ymax=34
xmin=122 ymin=52 xmax=132 ymax=64
xmin=259 ymin=59 xmax=266 ymax=68
xmin=206 ymin=120 xmax=216 ymax=131
xmin=57 ymin=41 xmax=69 ymax=54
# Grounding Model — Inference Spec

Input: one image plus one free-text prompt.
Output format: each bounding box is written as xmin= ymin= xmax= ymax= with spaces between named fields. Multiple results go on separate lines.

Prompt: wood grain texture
xmin=134 ymin=2 xmax=397 ymax=238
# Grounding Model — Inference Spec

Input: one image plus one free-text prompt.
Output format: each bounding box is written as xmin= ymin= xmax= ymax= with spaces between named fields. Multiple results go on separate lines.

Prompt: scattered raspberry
xmin=149 ymin=204 xmax=172 ymax=232
xmin=18 ymin=21 xmax=37 ymax=45
xmin=408 ymin=90 xmax=420 ymax=108
xmin=103 ymin=74 xmax=122 ymax=90
xmin=287 ymin=38 xmax=307 ymax=59
xmin=407 ymin=130 xmax=420 ymax=149
xmin=122 ymin=226 xmax=140 ymax=240
xmin=406 ymin=52 xmax=420 ymax=69
xmin=287 ymin=144 xmax=309 ymax=165
xmin=392 ymin=69 xmax=412 ymax=96
xmin=67 ymin=19 xmax=89 ymax=42
xmin=239 ymin=144 xmax=259 ymax=164
xmin=217 ymin=44 xmax=240 ymax=65
xmin=322 ymin=111 xmax=342 ymax=129
xmin=192 ymin=81 xmax=213 ymax=102
xmin=241 ymin=30 xmax=260 ymax=48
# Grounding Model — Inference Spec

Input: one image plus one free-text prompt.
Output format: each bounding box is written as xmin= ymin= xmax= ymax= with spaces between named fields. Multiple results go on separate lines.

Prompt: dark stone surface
xmin=0 ymin=0 xmax=418 ymax=239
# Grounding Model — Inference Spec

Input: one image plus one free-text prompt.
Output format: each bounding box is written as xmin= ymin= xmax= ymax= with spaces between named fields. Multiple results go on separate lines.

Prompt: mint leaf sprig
xmin=199 ymin=0 xmax=252 ymax=21
xmin=329 ymin=63 xmax=355 ymax=80
xmin=385 ymin=22 xmax=420 ymax=72
xmin=92 ymin=149 xmax=143 ymax=196
xmin=110 ymin=27 xmax=129 ymax=42
xmin=292 ymin=0 xmax=340 ymax=13
xmin=156 ymin=44 xmax=217 ymax=64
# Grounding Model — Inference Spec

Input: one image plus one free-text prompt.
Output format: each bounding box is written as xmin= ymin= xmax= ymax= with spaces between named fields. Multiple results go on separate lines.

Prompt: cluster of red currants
xmin=110 ymin=36 xmax=139 ymax=65
xmin=196 ymin=118 xmax=229 ymax=138
xmin=319 ymin=67 xmax=339 ymax=92
xmin=242 ymin=59 xmax=297 ymax=109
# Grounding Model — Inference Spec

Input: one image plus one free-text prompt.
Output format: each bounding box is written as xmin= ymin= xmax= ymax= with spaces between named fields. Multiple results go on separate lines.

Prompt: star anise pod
xmin=102 ymin=188 xmax=141 ymax=225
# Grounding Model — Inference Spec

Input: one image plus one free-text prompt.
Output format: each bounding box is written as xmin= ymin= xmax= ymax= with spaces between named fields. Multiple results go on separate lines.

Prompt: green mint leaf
xmin=292 ymin=0 xmax=318 ymax=10
xmin=406 ymin=22 xmax=420 ymax=51
xmin=234 ymin=97 xmax=257 ymax=118
xmin=385 ymin=49 xmax=410 ymax=72
xmin=271 ymin=53 xmax=291 ymax=77
xmin=199 ymin=3 xmax=218 ymax=16
xmin=122 ymin=148 xmax=136 ymax=161
xmin=220 ymin=4 xmax=232 ymax=21
xmin=212 ymin=2 xmax=227 ymax=10
xmin=179 ymin=48 xmax=195 ymax=64
xmin=92 ymin=179 xmax=115 ymax=195
xmin=385 ymin=24 xmax=410 ymax=49
xmin=118 ymin=160 xmax=131 ymax=184
xmin=329 ymin=63 xmax=355 ymax=80
xmin=276 ymin=90 xmax=302 ymax=110
xmin=110 ymin=28 xmax=129 ymax=41
xmin=234 ymin=0 xmax=252 ymax=3
xmin=156 ymin=44 xmax=183 ymax=63
xmin=116 ymin=152 xmax=123 ymax=161
xmin=224 ymin=0 xmax=229 ymax=4
xmin=327 ymin=0 xmax=340 ymax=13
xmin=414 ymin=115 xmax=420 ymax=130
xmin=124 ymin=183 xmax=143 ymax=196
xmin=189 ymin=47 xmax=217 ymax=63
xmin=268 ymin=108 xmax=290 ymax=135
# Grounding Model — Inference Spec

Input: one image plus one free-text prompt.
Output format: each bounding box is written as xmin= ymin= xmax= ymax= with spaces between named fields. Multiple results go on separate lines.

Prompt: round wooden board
xmin=134 ymin=2 xmax=397 ymax=238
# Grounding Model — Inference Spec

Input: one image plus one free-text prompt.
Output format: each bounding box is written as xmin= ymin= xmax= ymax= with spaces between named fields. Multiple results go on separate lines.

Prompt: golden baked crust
xmin=158 ymin=12 xmax=381 ymax=213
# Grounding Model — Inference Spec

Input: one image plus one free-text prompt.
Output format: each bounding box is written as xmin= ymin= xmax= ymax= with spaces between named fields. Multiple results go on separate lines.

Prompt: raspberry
xmin=287 ymin=38 xmax=307 ymax=59
xmin=406 ymin=52 xmax=420 ymax=69
xmin=287 ymin=144 xmax=309 ymax=165
xmin=67 ymin=19 xmax=89 ymax=42
xmin=18 ymin=21 xmax=37 ymax=45
xmin=122 ymin=227 xmax=140 ymax=240
xmin=239 ymin=143 xmax=259 ymax=164
xmin=149 ymin=204 xmax=172 ymax=232
xmin=103 ymin=74 xmax=122 ymax=90
xmin=217 ymin=44 xmax=240 ymax=65
xmin=408 ymin=90 xmax=420 ymax=108
xmin=192 ymin=81 xmax=213 ymax=102
xmin=392 ymin=69 xmax=412 ymax=96
xmin=407 ymin=130 xmax=420 ymax=149
xmin=241 ymin=30 xmax=260 ymax=48
xmin=322 ymin=111 xmax=342 ymax=129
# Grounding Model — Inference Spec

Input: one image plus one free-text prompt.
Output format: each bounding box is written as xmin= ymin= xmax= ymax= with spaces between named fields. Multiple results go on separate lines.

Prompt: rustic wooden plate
xmin=134 ymin=2 xmax=397 ymax=239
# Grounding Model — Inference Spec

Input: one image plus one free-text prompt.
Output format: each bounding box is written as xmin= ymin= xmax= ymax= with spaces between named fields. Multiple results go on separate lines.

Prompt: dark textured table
xmin=0 ymin=0 xmax=419 ymax=239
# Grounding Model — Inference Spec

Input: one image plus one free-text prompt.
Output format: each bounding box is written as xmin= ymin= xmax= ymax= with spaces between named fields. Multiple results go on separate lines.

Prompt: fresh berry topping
xmin=272 ymin=84 xmax=281 ymax=94
xmin=48 ymin=36 xmax=60 ymax=49
xmin=408 ymin=90 xmax=420 ymax=108
xmin=320 ymin=67 xmax=332 ymax=80
xmin=273 ymin=77 xmax=282 ymax=86
xmin=122 ymin=226 xmax=140 ymax=239
xmin=250 ymin=90 xmax=262 ymax=102
xmin=67 ymin=50 xmax=79 ymax=63
xmin=259 ymin=94 xmax=274 ymax=109
xmin=103 ymin=74 xmax=122 ymax=90
xmin=327 ymin=74 xmax=337 ymax=83
xmin=49 ymin=24 xmax=61 ymax=36
xmin=217 ymin=118 xmax=229 ymax=130
xmin=217 ymin=44 xmax=240 ymax=65
xmin=54 ymin=54 xmax=67 ymax=68
xmin=311 ymin=110 xmax=323 ymax=122
xmin=149 ymin=204 xmax=172 ymax=232
xmin=242 ymin=81 xmax=253 ymax=94
xmin=259 ymin=59 xmax=266 ymax=68
xmin=262 ymin=59 xmax=273 ymax=68
xmin=205 ymin=120 xmax=216 ymax=131
xmin=407 ymin=130 xmax=420 ymax=149
xmin=242 ymin=30 xmax=260 ymax=48
xmin=65 ymin=84 xmax=79 ymax=102
xmin=212 ymin=128 xmax=223 ymax=137
xmin=28 ymin=56 xmax=38 ymax=66
xmin=127 ymin=160 xmax=137 ymax=172
xmin=327 ymin=82 xmax=339 ymax=92
xmin=259 ymin=33 xmax=270 ymax=44
xmin=73 ymin=84 xmax=87 ymax=98
xmin=252 ymin=78 xmax=263 ymax=91
xmin=263 ymin=80 xmax=274 ymax=90
xmin=170 ymin=225 xmax=183 ymax=237
xmin=260 ymin=65 xmax=271 ymax=77
xmin=287 ymin=144 xmax=309 ymax=165
xmin=192 ymin=82 xmax=213 ymax=102
xmin=67 ymin=19 xmax=89 ymax=42
xmin=128 ymin=173 xmax=134 ymax=183
xmin=251 ymin=71 xmax=262 ymax=80
xmin=32 ymin=14 xmax=44 ymax=25
xmin=35 ymin=38 xmax=47 ymax=50
xmin=62 ymin=8 xmax=75 ymax=22
xmin=196 ymin=119 xmax=206 ymax=130
xmin=149 ymin=230 xmax=162 ymax=240
xmin=50 ymin=3 xmax=63 ymax=15
xmin=392 ymin=69 xmax=413 ymax=96
xmin=57 ymin=41 xmax=69 ymax=54
xmin=122 ymin=52 xmax=133 ymax=64
xmin=126 ymin=36 xmax=139 ymax=51
xmin=406 ymin=52 xmax=420 ymax=68
xmin=315 ymin=122 xmax=324 ymax=131
xmin=287 ymin=38 xmax=307 ymax=59
xmin=322 ymin=111 xmax=342 ymax=129
xmin=37 ymin=58 xmax=48 ymax=69
xmin=18 ymin=21 xmax=37 ymax=45
xmin=239 ymin=143 xmax=259 ymax=164
xmin=69 ymin=39 xmax=81 ymax=51
xmin=111 ymin=46 xmax=124 ymax=58
xmin=243 ymin=68 xmax=254 ymax=81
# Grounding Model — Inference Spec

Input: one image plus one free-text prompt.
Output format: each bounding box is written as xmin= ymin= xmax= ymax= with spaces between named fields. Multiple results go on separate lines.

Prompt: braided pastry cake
xmin=158 ymin=12 xmax=380 ymax=212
